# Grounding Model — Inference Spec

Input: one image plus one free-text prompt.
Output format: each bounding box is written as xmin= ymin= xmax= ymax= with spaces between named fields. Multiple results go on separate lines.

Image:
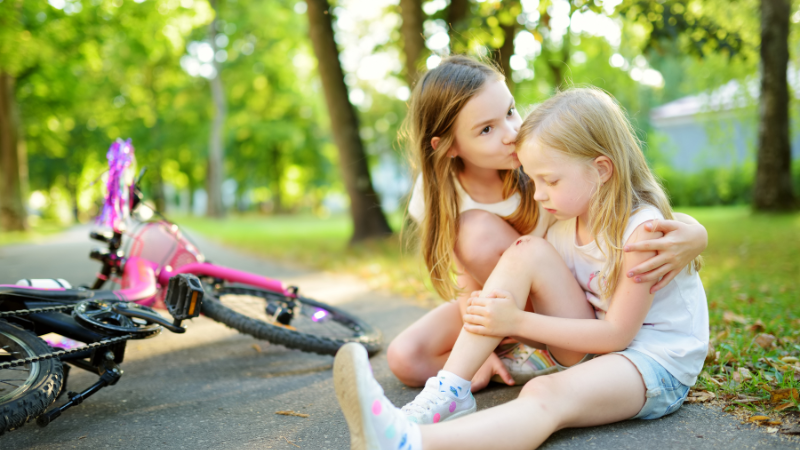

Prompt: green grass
xmin=177 ymin=213 xmax=435 ymax=301
xmin=182 ymin=206 xmax=800 ymax=417
xmin=675 ymin=206 xmax=800 ymax=418
xmin=0 ymin=221 xmax=70 ymax=247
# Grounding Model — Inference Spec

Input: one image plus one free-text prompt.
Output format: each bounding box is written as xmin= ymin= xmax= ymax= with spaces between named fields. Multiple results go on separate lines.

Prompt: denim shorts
xmin=612 ymin=348 xmax=691 ymax=420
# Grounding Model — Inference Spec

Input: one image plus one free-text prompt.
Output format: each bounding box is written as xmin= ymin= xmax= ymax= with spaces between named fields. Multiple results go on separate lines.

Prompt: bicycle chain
xmin=0 ymin=305 xmax=156 ymax=370
xmin=0 ymin=304 xmax=75 ymax=318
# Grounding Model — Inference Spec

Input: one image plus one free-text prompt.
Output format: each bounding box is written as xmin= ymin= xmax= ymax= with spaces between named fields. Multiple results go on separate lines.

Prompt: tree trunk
xmin=447 ymin=0 xmax=470 ymax=52
xmin=306 ymin=0 xmax=392 ymax=242
xmin=152 ymin=163 xmax=167 ymax=213
xmin=753 ymin=0 xmax=797 ymax=211
xmin=206 ymin=1 xmax=226 ymax=218
xmin=0 ymin=72 xmax=29 ymax=231
xmin=492 ymin=18 xmax=517 ymax=94
xmin=399 ymin=0 xmax=426 ymax=87
xmin=269 ymin=144 xmax=284 ymax=214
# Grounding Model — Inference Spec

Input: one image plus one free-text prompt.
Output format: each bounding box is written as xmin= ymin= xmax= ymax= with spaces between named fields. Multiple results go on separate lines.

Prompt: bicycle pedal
xmin=165 ymin=274 xmax=204 ymax=321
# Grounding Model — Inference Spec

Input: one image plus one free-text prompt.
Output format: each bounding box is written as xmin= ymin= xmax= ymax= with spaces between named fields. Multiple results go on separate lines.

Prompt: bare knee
xmin=520 ymin=373 xmax=560 ymax=400
xmin=502 ymin=235 xmax=554 ymax=266
xmin=517 ymin=375 xmax=566 ymax=424
xmin=456 ymin=210 xmax=516 ymax=271
xmin=387 ymin=336 xmax=433 ymax=387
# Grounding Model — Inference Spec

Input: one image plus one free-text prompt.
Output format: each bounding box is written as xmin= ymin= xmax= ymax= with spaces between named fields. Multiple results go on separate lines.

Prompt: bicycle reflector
xmin=165 ymin=274 xmax=204 ymax=325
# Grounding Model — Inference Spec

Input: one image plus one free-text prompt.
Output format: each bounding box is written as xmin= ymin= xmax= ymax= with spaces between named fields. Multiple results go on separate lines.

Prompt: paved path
xmin=1 ymin=226 xmax=798 ymax=449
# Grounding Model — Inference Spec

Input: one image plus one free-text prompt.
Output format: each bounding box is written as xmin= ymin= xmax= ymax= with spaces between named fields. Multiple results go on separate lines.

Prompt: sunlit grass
xmin=178 ymin=206 xmax=800 ymax=419
xmin=0 ymin=221 xmax=69 ymax=247
xmin=675 ymin=206 xmax=800 ymax=420
xmin=176 ymin=212 xmax=436 ymax=302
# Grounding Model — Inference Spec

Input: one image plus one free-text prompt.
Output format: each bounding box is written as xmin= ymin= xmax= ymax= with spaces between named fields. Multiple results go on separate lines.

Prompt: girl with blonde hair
xmin=334 ymin=87 xmax=709 ymax=450
xmin=388 ymin=55 xmax=708 ymax=395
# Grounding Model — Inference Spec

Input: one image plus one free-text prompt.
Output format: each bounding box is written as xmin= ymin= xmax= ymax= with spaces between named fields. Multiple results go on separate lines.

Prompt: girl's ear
xmin=431 ymin=137 xmax=440 ymax=150
xmin=594 ymin=156 xmax=613 ymax=184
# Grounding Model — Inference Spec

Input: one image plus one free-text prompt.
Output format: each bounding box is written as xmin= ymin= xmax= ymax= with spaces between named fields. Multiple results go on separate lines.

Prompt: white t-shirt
xmin=545 ymin=206 xmax=709 ymax=386
xmin=407 ymin=174 xmax=555 ymax=238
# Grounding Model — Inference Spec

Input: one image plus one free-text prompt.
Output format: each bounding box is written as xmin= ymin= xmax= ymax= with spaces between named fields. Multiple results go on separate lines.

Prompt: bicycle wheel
xmin=201 ymin=284 xmax=382 ymax=357
xmin=0 ymin=320 xmax=63 ymax=436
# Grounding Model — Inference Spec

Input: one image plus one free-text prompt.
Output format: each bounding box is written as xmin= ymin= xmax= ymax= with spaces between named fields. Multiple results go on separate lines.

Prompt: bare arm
xmin=624 ymin=214 xmax=707 ymax=293
xmin=464 ymin=223 xmax=660 ymax=354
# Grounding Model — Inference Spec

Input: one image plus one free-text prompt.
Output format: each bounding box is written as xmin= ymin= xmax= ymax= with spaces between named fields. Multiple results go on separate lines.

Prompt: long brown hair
xmin=516 ymin=87 xmax=702 ymax=299
xmin=403 ymin=56 xmax=539 ymax=300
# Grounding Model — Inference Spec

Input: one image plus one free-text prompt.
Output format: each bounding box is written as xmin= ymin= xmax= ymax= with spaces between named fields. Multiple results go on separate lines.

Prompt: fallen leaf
xmin=754 ymin=334 xmax=776 ymax=349
xmin=737 ymin=367 xmax=753 ymax=381
xmin=770 ymin=388 xmax=799 ymax=404
xmin=760 ymin=357 xmax=784 ymax=371
xmin=78 ymin=436 xmax=87 ymax=440
xmin=281 ymin=436 xmax=301 ymax=448
xmin=705 ymin=343 xmax=715 ymax=363
xmin=685 ymin=390 xmax=715 ymax=403
xmin=734 ymin=395 xmax=763 ymax=404
xmin=765 ymin=420 xmax=783 ymax=426
xmin=748 ymin=320 xmax=765 ymax=333
xmin=781 ymin=356 xmax=798 ymax=364
xmin=252 ymin=344 xmax=262 ymax=353
xmin=766 ymin=427 xmax=779 ymax=433
xmin=781 ymin=425 xmax=800 ymax=435
xmin=732 ymin=370 xmax=742 ymax=383
xmin=276 ymin=410 xmax=310 ymax=418
xmin=723 ymin=311 xmax=748 ymax=325
xmin=748 ymin=415 xmax=770 ymax=422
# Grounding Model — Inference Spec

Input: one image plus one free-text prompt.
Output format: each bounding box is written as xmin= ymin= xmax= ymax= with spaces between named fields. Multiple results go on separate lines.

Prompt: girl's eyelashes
xmin=480 ymin=126 xmax=493 ymax=135
xmin=546 ymin=179 xmax=558 ymax=187
xmin=507 ymin=106 xmax=516 ymax=116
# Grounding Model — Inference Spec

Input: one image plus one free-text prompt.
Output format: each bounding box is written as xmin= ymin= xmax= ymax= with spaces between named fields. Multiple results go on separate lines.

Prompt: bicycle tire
xmin=200 ymin=284 xmax=382 ymax=357
xmin=0 ymin=320 xmax=63 ymax=436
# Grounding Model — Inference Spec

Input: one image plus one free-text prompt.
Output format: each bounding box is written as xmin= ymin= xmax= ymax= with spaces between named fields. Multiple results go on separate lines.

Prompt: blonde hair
xmin=517 ymin=87 xmax=702 ymax=299
xmin=403 ymin=56 xmax=539 ymax=300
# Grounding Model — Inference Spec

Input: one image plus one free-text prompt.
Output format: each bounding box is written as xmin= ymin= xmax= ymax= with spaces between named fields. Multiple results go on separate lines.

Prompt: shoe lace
xmin=401 ymin=388 xmax=449 ymax=415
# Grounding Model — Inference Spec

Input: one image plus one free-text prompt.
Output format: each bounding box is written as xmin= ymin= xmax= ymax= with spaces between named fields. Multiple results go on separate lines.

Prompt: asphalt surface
xmin=1 ymin=225 xmax=798 ymax=450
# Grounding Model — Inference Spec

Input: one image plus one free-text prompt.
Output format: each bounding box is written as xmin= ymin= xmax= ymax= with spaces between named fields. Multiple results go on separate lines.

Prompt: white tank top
xmin=545 ymin=206 xmax=710 ymax=386
xmin=407 ymin=174 xmax=554 ymax=238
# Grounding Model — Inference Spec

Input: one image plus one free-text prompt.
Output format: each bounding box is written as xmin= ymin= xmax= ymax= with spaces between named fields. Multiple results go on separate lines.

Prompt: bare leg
xmin=387 ymin=301 xmax=463 ymax=386
xmin=444 ymin=237 xmax=595 ymax=379
xmin=453 ymin=210 xmax=521 ymax=286
xmin=387 ymin=210 xmax=521 ymax=386
xmin=421 ymin=355 xmax=646 ymax=450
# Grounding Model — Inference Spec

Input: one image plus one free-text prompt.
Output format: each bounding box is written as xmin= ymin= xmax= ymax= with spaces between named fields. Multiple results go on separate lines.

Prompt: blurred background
xmin=0 ymin=0 xmax=798 ymax=297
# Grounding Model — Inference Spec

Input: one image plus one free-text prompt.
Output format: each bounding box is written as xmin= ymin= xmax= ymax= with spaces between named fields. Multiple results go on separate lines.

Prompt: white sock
xmin=405 ymin=420 xmax=423 ymax=450
xmin=436 ymin=370 xmax=471 ymax=399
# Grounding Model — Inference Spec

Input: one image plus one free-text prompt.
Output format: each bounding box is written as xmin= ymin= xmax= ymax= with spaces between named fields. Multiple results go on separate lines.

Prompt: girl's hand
xmin=471 ymin=351 xmax=514 ymax=392
xmin=624 ymin=219 xmax=708 ymax=294
xmin=463 ymin=290 xmax=522 ymax=337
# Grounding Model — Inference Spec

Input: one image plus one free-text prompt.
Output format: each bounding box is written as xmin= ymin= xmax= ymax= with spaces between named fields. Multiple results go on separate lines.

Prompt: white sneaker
xmin=401 ymin=376 xmax=477 ymax=424
xmin=333 ymin=343 xmax=420 ymax=450
xmin=491 ymin=341 xmax=559 ymax=385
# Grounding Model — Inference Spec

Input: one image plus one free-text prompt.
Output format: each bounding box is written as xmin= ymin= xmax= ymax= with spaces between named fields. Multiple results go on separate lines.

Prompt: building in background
xmin=650 ymin=78 xmax=800 ymax=171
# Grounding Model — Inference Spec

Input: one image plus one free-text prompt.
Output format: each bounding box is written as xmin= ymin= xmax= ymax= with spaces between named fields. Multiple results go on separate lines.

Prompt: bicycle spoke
xmin=0 ymin=379 xmax=26 ymax=388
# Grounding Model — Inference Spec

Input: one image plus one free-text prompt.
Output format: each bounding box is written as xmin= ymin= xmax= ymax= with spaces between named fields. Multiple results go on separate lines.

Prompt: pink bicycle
xmin=0 ymin=140 xmax=381 ymax=434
